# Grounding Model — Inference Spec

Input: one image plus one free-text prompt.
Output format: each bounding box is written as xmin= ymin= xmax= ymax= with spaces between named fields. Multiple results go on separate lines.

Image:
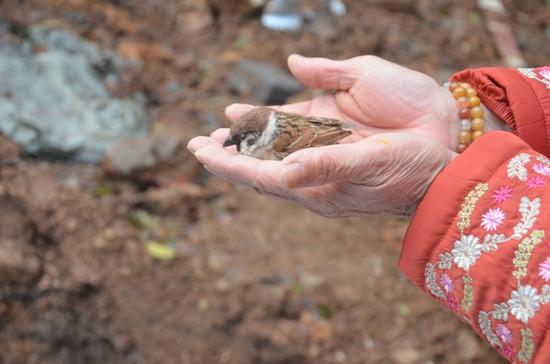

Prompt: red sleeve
xmin=400 ymin=131 xmax=550 ymax=363
xmin=450 ymin=67 xmax=550 ymax=156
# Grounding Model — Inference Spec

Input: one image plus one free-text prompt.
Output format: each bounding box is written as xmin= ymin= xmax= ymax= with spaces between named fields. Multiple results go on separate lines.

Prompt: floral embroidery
xmin=479 ymin=311 xmax=501 ymax=348
xmin=481 ymin=233 xmax=506 ymax=252
xmin=538 ymin=258 xmax=550 ymax=282
xmin=519 ymin=328 xmax=535 ymax=363
xmin=541 ymin=285 xmax=550 ymax=303
xmin=446 ymin=293 xmax=458 ymax=311
xmin=518 ymin=67 xmax=550 ymax=90
xmin=481 ymin=208 xmax=506 ymax=231
xmin=511 ymin=197 xmax=540 ymax=240
xmin=460 ymin=276 xmax=474 ymax=311
xmin=452 ymin=234 xmax=482 ymax=271
xmin=492 ymin=186 xmax=513 ymax=204
xmin=492 ymin=303 xmax=509 ymax=321
xmin=504 ymin=344 xmax=515 ymax=360
xmin=533 ymin=163 xmax=550 ymax=176
xmin=508 ymin=153 xmax=531 ymax=181
xmin=424 ymin=151 xmax=548 ymax=363
xmin=512 ymin=230 xmax=545 ymax=280
xmin=440 ymin=273 xmax=454 ymax=292
xmin=496 ymin=324 xmax=512 ymax=343
xmin=527 ymin=176 xmax=545 ymax=189
xmin=425 ymin=263 xmax=445 ymax=299
xmin=457 ymin=183 xmax=488 ymax=234
xmin=508 ymin=285 xmax=541 ymax=324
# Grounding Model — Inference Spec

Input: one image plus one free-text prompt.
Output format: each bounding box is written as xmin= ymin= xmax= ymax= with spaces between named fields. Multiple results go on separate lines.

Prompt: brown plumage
xmin=223 ymin=107 xmax=353 ymax=160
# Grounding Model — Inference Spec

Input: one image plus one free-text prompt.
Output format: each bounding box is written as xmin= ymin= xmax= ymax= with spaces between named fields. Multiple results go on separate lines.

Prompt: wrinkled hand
xmin=188 ymin=55 xmax=463 ymax=217
xmin=226 ymin=54 xmax=460 ymax=150
xmin=188 ymin=131 xmax=455 ymax=217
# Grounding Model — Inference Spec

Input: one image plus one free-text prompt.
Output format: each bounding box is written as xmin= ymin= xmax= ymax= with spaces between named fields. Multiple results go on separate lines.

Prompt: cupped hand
xmin=188 ymin=130 xmax=455 ymax=217
xmin=226 ymin=54 xmax=460 ymax=150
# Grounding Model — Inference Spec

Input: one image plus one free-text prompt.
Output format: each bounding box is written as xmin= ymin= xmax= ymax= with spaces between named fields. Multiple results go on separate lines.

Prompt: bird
xmin=223 ymin=107 xmax=353 ymax=160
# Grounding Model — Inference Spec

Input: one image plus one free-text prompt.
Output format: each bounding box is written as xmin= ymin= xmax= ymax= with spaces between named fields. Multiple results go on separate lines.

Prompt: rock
xmin=261 ymin=0 xmax=303 ymax=32
xmin=0 ymin=24 xmax=149 ymax=162
xmin=103 ymin=137 xmax=156 ymax=175
xmin=229 ymin=59 xmax=303 ymax=104
xmin=103 ymin=132 xmax=181 ymax=175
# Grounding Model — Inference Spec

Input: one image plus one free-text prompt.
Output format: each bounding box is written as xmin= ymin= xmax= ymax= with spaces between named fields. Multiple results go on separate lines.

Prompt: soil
xmin=0 ymin=0 xmax=548 ymax=363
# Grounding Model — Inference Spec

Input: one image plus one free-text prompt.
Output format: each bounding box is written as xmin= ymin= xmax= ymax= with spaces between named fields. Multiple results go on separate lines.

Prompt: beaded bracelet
xmin=446 ymin=82 xmax=485 ymax=153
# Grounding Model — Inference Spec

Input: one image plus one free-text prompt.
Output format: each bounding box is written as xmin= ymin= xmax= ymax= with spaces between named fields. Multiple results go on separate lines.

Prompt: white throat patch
xmin=257 ymin=111 xmax=277 ymax=147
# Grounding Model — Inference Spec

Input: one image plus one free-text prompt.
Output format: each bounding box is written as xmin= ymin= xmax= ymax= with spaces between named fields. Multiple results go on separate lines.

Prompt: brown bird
xmin=223 ymin=107 xmax=353 ymax=160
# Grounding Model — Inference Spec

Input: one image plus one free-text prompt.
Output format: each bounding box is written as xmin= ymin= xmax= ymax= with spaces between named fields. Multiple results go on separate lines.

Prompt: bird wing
xmin=272 ymin=115 xmax=352 ymax=154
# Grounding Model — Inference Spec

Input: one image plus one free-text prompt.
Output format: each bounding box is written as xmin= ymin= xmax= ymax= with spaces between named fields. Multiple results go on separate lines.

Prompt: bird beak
xmin=223 ymin=137 xmax=236 ymax=148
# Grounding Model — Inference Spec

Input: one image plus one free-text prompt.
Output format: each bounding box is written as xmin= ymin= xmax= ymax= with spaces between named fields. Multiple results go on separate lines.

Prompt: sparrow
xmin=223 ymin=107 xmax=353 ymax=160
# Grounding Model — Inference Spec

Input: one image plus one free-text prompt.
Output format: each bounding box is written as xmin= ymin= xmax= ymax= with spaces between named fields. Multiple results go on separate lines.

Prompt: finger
xmin=225 ymin=101 xmax=313 ymax=122
xmin=209 ymin=128 xmax=230 ymax=143
xmin=187 ymin=136 xmax=219 ymax=154
xmin=281 ymin=138 xmax=388 ymax=188
xmin=288 ymin=54 xmax=361 ymax=91
xmin=225 ymin=104 xmax=255 ymax=122
xmin=192 ymin=142 xmax=303 ymax=192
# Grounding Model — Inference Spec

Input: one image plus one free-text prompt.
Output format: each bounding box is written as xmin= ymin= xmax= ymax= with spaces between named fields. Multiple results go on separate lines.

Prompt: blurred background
xmin=0 ymin=0 xmax=548 ymax=363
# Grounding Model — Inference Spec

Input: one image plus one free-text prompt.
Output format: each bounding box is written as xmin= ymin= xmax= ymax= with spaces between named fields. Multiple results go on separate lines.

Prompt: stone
xmin=229 ymin=59 xmax=303 ymax=104
xmin=0 ymin=23 xmax=149 ymax=162
xmin=102 ymin=132 xmax=180 ymax=175
xmin=103 ymin=137 xmax=156 ymax=175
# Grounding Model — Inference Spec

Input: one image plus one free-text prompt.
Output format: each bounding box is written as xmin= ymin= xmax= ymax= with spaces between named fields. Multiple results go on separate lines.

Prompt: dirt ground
xmin=0 ymin=0 xmax=548 ymax=363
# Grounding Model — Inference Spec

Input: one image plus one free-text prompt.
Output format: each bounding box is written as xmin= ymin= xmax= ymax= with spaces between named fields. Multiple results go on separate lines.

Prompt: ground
xmin=0 ymin=0 xmax=548 ymax=363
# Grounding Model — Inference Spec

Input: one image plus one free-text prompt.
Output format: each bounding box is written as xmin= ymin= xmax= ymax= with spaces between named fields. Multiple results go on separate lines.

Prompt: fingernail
xmin=283 ymin=162 xmax=304 ymax=188
xmin=187 ymin=142 xmax=196 ymax=153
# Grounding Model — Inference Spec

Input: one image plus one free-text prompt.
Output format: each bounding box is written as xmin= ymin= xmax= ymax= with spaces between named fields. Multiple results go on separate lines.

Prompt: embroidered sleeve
xmin=400 ymin=132 xmax=550 ymax=363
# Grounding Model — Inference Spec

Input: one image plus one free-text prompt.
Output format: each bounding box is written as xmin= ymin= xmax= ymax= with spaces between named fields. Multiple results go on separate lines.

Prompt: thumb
xmin=281 ymin=140 xmax=384 ymax=188
xmin=287 ymin=54 xmax=361 ymax=91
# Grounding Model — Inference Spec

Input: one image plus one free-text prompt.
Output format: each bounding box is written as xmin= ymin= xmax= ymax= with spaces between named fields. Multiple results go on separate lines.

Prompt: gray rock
xmin=228 ymin=59 xmax=303 ymax=104
xmin=103 ymin=133 xmax=180 ymax=175
xmin=0 ymin=25 xmax=149 ymax=162
xmin=103 ymin=137 xmax=156 ymax=175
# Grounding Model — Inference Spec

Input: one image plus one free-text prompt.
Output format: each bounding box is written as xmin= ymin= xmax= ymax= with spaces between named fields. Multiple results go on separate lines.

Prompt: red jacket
xmin=400 ymin=66 xmax=550 ymax=363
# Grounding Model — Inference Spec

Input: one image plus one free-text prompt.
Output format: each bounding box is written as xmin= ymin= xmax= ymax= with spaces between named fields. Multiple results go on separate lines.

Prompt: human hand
xmin=188 ymin=131 xmax=456 ymax=217
xmin=227 ymin=54 xmax=461 ymax=150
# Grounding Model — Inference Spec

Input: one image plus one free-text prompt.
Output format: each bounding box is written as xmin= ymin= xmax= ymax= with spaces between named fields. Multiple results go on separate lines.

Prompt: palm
xmin=227 ymin=55 xmax=456 ymax=149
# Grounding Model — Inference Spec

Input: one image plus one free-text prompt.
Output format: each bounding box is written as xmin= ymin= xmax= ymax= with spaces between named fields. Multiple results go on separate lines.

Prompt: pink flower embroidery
xmin=446 ymin=293 xmax=458 ymax=311
xmin=539 ymin=66 xmax=550 ymax=81
xmin=496 ymin=324 xmax=513 ymax=343
xmin=527 ymin=175 xmax=545 ymax=189
xmin=503 ymin=343 xmax=515 ymax=360
xmin=534 ymin=163 xmax=550 ymax=176
xmin=481 ymin=208 xmax=506 ymax=232
xmin=539 ymin=257 xmax=550 ymax=282
xmin=492 ymin=186 xmax=513 ymax=204
xmin=440 ymin=273 xmax=454 ymax=293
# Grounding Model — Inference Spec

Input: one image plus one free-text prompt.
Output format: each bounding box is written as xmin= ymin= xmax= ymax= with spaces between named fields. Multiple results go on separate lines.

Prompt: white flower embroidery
xmin=481 ymin=208 xmax=506 ymax=232
xmin=541 ymin=285 xmax=550 ymax=304
xmin=481 ymin=233 xmax=506 ymax=253
xmin=507 ymin=153 xmax=530 ymax=181
xmin=518 ymin=67 xmax=550 ymax=90
xmin=508 ymin=285 xmax=541 ymax=324
xmin=452 ymin=235 xmax=482 ymax=271
xmin=512 ymin=197 xmax=541 ymax=240
xmin=492 ymin=303 xmax=510 ymax=321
